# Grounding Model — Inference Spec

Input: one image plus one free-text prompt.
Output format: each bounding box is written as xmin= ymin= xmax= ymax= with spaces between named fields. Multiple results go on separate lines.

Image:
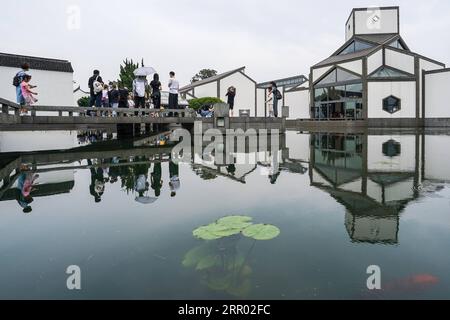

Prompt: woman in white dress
xmin=266 ymin=87 xmax=274 ymax=117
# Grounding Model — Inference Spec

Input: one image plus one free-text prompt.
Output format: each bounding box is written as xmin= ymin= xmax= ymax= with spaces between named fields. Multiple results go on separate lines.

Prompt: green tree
xmin=117 ymin=58 xmax=145 ymax=89
xmin=191 ymin=69 xmax=218 ymax=83
xmin=188 ymin=97 xmax=224 ymax=110
xmin=77 ymin=96 xmax=90 ymax=107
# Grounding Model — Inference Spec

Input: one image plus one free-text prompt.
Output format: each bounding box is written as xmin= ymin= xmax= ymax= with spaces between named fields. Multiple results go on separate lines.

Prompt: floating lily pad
xmin=193 ymin=225 xmax=223 ymax=240
xmin=217 ymin=216 xmax=253 ymax=229
xmin=193 ymin=223 xmax=241 ymax=240
xmin=242 ymin=224 xmax=280 ymax=240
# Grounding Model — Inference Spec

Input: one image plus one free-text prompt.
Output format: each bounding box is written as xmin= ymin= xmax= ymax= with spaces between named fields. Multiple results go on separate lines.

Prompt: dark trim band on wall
xmin=366 ymin=78 xmax=416 ymax=82
xmin=422 ymin=69 xmax=426 ymax=122
xmin=415 ymin=56 xmax=420 ymax=120
xmin=217 ymin=80 xmax=220 ymax=99
xmin=362 ymin=57 xmax=368 ymax=120
xmin=423 ymin=68 xmax=450 ymax=75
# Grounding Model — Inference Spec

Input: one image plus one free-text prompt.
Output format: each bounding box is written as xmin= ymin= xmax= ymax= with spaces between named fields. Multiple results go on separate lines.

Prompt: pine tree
xmin=117 ymin=58 xmax=140 ymax=89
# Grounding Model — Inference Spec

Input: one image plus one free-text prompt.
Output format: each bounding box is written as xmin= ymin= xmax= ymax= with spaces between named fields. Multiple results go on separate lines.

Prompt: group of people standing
xmin=87 ymin=70 xmax=180 ymax=114
xmin=13 ymin=63 xmax=38 ymax=114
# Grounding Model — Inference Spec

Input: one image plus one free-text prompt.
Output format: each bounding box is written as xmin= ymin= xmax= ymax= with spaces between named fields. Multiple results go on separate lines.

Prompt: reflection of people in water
xmin=15 ymin=169 xmax=39 ymax=213
xmin=151 ymin=162 xmax=163 ymax=197
xmin=135 ymin=173 xmax=149 ymax=197
xmin=133 ymin=157 xmax=150 ymax=197
xmin=268 ymin=149 xmax=280 ymax=185
xmin=169 ymin=161 xmax=180 ymax=197
xmin=226 ymin=164 xmax=236 ymax=176
xmin=88 ymin=159 xmax=105 ymax=203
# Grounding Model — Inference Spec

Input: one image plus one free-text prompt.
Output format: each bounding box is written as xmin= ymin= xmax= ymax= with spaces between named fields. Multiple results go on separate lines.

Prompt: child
xmin=20 ymin=75 xmax=38 ymax=114
xmin=101 ymin=84 xmax=110 ymax=116
xmin=127 ymin=94 xmax=135 ymax=108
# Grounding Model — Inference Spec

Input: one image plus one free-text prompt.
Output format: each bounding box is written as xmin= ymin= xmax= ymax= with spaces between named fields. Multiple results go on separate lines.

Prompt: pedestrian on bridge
xmin=20 ymin=75 xmax=38 ymax=114
xmin=168 ymin=71 xmax=179 ymax=109
xmin=13 ymin=63 xmax=33 ymax=105
xmin=88 ymin=70 xmax=103 ymax=116
xmin=133 ymin=76 xmax=148 ymax=109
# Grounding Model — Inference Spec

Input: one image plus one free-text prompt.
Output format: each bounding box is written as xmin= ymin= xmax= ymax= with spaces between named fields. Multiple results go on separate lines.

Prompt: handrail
xmin=0 ymin=97 xmax=20 ymax=108
xmin=0 ymin=99 xmax=198 ymax=118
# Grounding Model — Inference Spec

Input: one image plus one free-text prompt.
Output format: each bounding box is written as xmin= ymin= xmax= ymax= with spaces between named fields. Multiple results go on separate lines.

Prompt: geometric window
xmin=339 ymin=40 xmax=374 ymax=55
xmin=316 ymin=68 xmax=361 ymax=86
xmin=389 ymin=39 xmax=406 ymax=50
xmin=382 ymin=139 xmax=401 ymax=157
xmin=370 ymin=66 xmax=412 ymax=78
xmin=382 ymin=95 xmax=401 ymax=114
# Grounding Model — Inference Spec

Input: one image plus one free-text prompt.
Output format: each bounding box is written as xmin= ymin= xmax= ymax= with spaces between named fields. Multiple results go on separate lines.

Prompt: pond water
xmin=0 ymin=129 xmax=449 ymax=299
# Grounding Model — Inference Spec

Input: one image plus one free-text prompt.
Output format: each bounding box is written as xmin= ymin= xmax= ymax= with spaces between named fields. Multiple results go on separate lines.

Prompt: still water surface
xmin=0 ymin=130 xmax=449 ymax=299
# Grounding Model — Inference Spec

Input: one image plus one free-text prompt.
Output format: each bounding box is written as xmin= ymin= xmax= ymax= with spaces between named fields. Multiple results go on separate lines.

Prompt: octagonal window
xmin=383 ymin=95 xmax=401 ymax=114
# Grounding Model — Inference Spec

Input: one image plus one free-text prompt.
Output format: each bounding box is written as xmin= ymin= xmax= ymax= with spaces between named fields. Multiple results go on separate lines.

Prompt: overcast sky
xmin=2 ymin=0 xmax=449 ymax=89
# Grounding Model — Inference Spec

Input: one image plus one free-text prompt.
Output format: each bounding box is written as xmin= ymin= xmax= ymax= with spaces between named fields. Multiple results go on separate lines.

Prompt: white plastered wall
xmin=312 ymin=66 xmax=334 ymax=83
xmin=338 ymin=60 xmax=363 ymax=75
xmin=367 ymin=81 xmax=416 ymax=118
xmin=284 ymin=89 xmax=310 ymax=119
xmin=367 ymin=49 xmax=383 ymax=74
xmin=385 ymin=49 xmax=415 ymax=74
xmin=219 ymin=72 xmax=256 ymax=117
xmin=354 ymin=8 xmax=399 ymax=35
xmin=0 ymin=66 xmax=74 ymax=106
xmin=419 ymin=59 xmax=444 ymax=118
xmin=424 ymin=70 xmax=450 ymax=118
xmin=192 ymin=81 xmax=218 ymax=100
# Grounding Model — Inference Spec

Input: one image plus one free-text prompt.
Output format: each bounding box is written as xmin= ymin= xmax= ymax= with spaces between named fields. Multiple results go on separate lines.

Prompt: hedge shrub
xmin=188 ymin=97 xmax=224 ymax=110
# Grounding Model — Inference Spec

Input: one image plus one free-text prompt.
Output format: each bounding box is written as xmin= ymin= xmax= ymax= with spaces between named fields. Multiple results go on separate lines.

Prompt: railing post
xmin=31 ymin=108 xmax=36 ymax=116
xmin=1 ymin=104 xmax=8 ymax=114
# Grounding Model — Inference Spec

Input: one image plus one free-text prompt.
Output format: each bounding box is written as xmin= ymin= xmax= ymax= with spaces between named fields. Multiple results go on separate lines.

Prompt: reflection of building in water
xmin=191 ymin=133 xmax=308 ymax=184
xmin=192 ymin=152 xmax=257 ymax=184
xmin=0 ymin=131 xmax=77 ymax=153
xmin=423 ymin=135 xmax=450 ymax=183
xmin=310 ymin=133 xmax=421 ymax=244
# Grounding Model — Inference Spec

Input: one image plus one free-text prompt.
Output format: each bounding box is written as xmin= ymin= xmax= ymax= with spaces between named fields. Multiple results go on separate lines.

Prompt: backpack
xmin=93 ymin=76 xmax=103 ymax=94
xmin=275 ymin=89 xmax=282 ymax=100
xmin=13 ymin=73 xmax=22 ymax=87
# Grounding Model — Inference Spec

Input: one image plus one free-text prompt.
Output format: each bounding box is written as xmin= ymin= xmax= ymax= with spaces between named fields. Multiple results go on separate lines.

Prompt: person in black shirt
xmin=226 ymin=86 xmax=236 ymax=117
xmin=118 ymin=85 xmax=129 ymax=109
xmin=150 ymin=73 xmax=162 ymax=109
xmin=88 ymin=70 xmax=103 ymax=109
xmin=109 ymin=83 xmax=120 ymax=116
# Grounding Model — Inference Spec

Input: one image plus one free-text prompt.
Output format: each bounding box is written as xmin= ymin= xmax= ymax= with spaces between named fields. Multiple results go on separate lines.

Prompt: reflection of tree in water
xmin=106 ymin=157 xmax=151 ymax=194
xmin=192 ymin=165 xmax=218 ymax=181
xmin=183 ymin=236 xmax=253 ymax=298
xmin=183 ymin=216 xmax=280 ymax=298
